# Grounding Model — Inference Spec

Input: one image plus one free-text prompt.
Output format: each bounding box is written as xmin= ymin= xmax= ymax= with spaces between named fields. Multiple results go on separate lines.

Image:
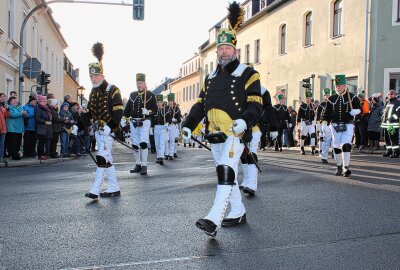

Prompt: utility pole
xmin=18 ymin=0 xmax=134 ymax=103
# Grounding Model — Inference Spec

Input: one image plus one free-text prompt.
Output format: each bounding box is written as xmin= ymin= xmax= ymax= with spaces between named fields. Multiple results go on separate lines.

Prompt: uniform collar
xmin=216 ymin=59 xmax=240 ymax=74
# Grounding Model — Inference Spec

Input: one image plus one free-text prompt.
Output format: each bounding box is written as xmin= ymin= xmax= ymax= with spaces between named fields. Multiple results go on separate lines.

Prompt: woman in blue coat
xmin=6 ymin=96 xmax=26 ymax=160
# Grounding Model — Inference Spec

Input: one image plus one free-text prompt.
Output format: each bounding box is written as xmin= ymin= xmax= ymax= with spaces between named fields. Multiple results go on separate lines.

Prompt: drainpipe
xmin=363 ymin=0 xmax=370 ymax=95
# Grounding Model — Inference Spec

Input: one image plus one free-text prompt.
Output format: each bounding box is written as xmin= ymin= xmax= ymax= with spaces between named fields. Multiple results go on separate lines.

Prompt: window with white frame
xmin=183 ymin=88 xmax=185 ymax=102
xmin=333 ymin=0 xmax=343 ymax=37
xmin=197 ymin=83 xmax=200 ymax=96
xmin=7 ymin=0 xmax=15 ymax=39
xmin=46 ymin=47 xmax=49 ymax=72
xmin=280 ymin=24 xmax=287 ymax=54
xmin=205 ymin=64 xmax=209 ymax=76
xmin=396 ymin=0 xmax=400 ymax=22
xmin=245 ymin=44 xmax=250 ymax=63
xmin=254 ymin=39 xmax=260 ymax=64
xmin=305 ymin=12 xmax=312 ymax=46
xmin=260 ymin=0 xmax=266 ymax=10
xmin=192 ymin=84 xmax=196 ymax=100
xmin=210 ymin=61 xmax=213 ymax=72
xmin=237 ymin=48 xmax=241 ymax=62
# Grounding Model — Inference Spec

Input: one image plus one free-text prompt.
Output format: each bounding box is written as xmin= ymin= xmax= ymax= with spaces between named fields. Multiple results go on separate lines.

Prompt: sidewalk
xmin=0 ymin=156 xmax=75 ymax=168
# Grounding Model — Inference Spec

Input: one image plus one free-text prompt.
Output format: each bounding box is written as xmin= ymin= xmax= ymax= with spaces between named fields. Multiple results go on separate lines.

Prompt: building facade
xmin=368 ymin=0 xmax=400 ymax=94
xmin=63 ymin=54 xmax=80 ymax=104
xmin=168 ymin=54 xmax=201 ymax=114
xmin=0 ymin=0 xmax=67 ymax=102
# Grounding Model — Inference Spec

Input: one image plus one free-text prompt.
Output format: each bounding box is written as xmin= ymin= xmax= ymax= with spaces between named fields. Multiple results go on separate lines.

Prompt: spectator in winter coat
xmin=6 ymin=96 xmax=26 ymax=160
xmin=59 ymin=102 xmax=74 ymax=157
xmin=367 ymin=94 xmax=383 ymax=150
xmin=49 ymin=99 xmax=65 ymax=158
xmin=0 ymin=93 xmax=10 ymax=162
xmin=35 ymin=95 xmax=53 ymax=160
xmin=22 ymin=96 xmax=37 ymax=157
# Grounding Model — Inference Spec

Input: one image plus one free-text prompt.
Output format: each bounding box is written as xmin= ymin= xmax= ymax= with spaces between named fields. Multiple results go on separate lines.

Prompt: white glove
xmin=181 ymin=127 xmax=191 ymax=140
xmin=141 ymin=108 xmax=150 ymax=115
xmin=149 ymin=127 xmax=154 ymax=135
xmin=120 ymin=118 xmax=127 ymax=128
xmin=232 ymin=119 xmax=247 ymax=134
xmin=45 ymin=121 xmax=52 ymax=126
xmin=71 ymin=125 xmax=78 ymax=136
xmin=270 ymin=131 xmax=278 ymax=140
xmin=172 ymin=118 xmax=177 ymax=122
xmin=350 ymin=109 xmax=361 ymax=117
xmin=288 ymin=123 xmax=293 ymax=128
xmin=102 ymin=125 xmax=111 ymax=136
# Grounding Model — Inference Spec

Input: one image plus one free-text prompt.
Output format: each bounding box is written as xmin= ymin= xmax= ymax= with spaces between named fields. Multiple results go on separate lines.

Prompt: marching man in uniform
xmin=84 ymin=43 xmax=124 ymax=199
xmin=182 ymin=1 xmax=262 ymax=237
xmin=153 ymin=95 xmax=170 ymax=165
xmin=124 ymin=73 xmax=157 ymax=175
xmin=381 ymin=90 xmax=400 ymax=158
xmin=322 ymin=75 xmax=361 ymax=176
xmin=166 ymin=94 xmax=182 ymax=160
xmin=273 ymin=93 xmax=290 ymax=152
xmin=318 ymin=88 xmax=333 ymax=163
xmin=297 ymin=91 xmax=316 ymax=155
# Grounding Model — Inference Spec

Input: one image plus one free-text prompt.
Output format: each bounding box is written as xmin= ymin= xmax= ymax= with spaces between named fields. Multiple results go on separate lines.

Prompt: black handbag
xmin=334 ymin=123 xmax=347 ymax=132
xmin=205 ymin=132 xmax=227 ymax=144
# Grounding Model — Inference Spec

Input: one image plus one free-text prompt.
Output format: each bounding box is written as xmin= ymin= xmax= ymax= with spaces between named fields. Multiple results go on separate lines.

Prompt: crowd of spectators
xmin=0 ymin=91 xmax=95 ymax=163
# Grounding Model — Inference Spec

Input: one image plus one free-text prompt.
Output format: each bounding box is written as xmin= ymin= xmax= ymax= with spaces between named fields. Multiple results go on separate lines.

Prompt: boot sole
xmin=195 ymin=221 xmax=217 ymax=238
xmin=221 ymin=215 xmax=247 ymax=227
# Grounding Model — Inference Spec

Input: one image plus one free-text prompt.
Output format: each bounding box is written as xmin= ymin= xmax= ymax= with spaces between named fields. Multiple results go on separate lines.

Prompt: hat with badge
xmin=275 ymin=93 xmax=284 ymax=101
xmin=89 ymin=42 xmax=104 ymax=75
xmin=305 ymin=90 xmax=313 ymax=98
xmin=335 ymin=74 xmax=346 ymax=86
xmin=156 ymin=95 xmax=163 ymax=103
xmin=167 ymin=93 xmax=175 ymax=101
xmin=216 ymin=1 xmax=244 ymax=48
xmin=136 ymin=73 xmax=146 ymax=82
xmin=322 ymin=88 xmax=332 ymax=96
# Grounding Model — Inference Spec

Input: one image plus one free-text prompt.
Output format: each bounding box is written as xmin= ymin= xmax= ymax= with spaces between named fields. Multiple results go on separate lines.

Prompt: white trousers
xmin=130 ymin=119 xmax=151 ymax=146
xmin=331 ymin=123 xmax=354 ymax=167
xmin=204 ymin=136 xmax=245 ymax=227
xmin=154 ymin=125 xmax=167 ymax=159
xmin=241 ymin=131 xmax=261 ymax=191
xmin=321 ymin=124 xmax=332 ymax=160
xmin=300 ymin=121 xmax=316 ymax=147
xmin=89 ymin=131 xmax=120 ymax=195
xmin=168 ymin=124 xmax=179 ymax=156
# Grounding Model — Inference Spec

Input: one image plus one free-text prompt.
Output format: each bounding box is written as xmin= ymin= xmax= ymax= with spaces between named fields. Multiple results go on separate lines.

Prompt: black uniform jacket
xmin=87 ymin=80 xmax=123 ymax=130
xmin=183 ymin=59 xmax=262 ymax=134
xmin=322 ymin=90 xmax=361 ymax=124
xmin=124 ymin=90 xmax=157 ymax=119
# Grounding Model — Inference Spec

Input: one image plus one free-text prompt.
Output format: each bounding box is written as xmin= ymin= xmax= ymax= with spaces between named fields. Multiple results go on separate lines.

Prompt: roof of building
xmin=151 ymin=78 xmax=174 ymax=95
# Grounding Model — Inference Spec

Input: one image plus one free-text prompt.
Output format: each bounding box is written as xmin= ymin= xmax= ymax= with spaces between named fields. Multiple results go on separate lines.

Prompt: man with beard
xmin=322 ymin=75 xmax=361 ymax=176
xmin=124 ymin=73 xmax=157 ymax=175
xmin=181 ymin=2 xmax=262 ymax=237
xmin=84 ymin=43 xmax=124 ymax=199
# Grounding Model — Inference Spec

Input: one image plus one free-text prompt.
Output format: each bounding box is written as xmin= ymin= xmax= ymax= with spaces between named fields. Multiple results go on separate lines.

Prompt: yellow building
xmin=237 ymin=0 xmax=368 ymax=108
xmin=194 ymin=0 xmax=369 ymax=109
xmin=168 ymin=54 xmax=201 ymax=114
xmin=0 ymin=0 xmax=67 ymax=102
xmin=63 ymin=54 xmax=80 ymax=104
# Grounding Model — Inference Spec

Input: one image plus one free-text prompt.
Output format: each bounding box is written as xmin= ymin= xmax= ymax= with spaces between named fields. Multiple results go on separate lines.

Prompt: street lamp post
xmin=77 ymin=86 xmax=85 ymax=106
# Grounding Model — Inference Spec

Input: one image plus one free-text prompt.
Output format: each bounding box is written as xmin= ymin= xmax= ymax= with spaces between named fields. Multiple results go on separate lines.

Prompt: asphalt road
xmin=0 ymin=144 xmax=399 ymax=270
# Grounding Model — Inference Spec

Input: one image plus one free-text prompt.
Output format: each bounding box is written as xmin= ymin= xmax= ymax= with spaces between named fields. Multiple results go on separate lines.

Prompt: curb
xmin=0 ymin=157 xmax=75 ymax=168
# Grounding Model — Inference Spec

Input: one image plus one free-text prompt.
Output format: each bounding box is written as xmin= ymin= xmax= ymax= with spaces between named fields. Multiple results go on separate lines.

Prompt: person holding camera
xmin=322 ymin=75 xmax=361 ymax=177
xmin=124 ymin=73 xmax=157 ymax=176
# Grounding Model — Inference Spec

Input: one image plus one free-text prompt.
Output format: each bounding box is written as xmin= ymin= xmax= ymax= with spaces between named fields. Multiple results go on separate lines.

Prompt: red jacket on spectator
xmin=0 ymin=106 xmax=10 ymax=134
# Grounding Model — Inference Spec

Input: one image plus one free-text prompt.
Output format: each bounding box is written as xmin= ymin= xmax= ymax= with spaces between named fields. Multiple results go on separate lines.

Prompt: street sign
xmin=23 ymin=58 xmax=41 ymax=79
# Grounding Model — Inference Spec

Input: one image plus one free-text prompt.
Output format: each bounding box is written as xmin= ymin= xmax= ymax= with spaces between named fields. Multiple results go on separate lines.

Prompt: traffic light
xmin=133 ymin=0 xmax=145 ymax=20
xmin=302 ymin=77 xmax=311 ymax=89
xmin=39 ymin=71 xmax=51 ymax=91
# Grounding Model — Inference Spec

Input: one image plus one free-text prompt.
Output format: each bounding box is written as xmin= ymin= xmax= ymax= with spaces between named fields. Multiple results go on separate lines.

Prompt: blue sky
xmin=51 ymin=0 xmax=242 ymax=98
